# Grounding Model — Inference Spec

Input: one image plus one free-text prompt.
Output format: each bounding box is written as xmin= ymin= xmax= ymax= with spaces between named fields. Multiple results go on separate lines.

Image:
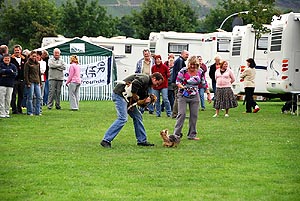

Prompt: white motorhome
xmin=42 ymin=36 xmax=149 ymax=80
xmin=85 ymin=36 xmax=149 ymax=80
xmin=150 ymin=31 xmax=232 ymax=91
xmin=229 ymin=24 xmax=271 ymax=95
xmin=201 ymin=31 xmax=232 ymax=66
xmin=266 ymin=12 xmax=300 ymax=98
xmin=150 ymin=31 xmax=205 ymax=61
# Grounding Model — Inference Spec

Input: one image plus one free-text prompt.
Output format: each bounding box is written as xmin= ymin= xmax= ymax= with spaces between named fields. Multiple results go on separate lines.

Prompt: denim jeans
xmin=153 ymin=88 xmax=172 ymax=117
xmin=43 ymin=80 xmax=49 ymax=105
xmin=102 ymin=93 xmax=147 ymax=143
xmin=26 ymin=83 xmax=41 ymax=115
xmin=199 ymin=88 xmax=205 ymax=109
xmin=139 ymin=87 xmax=154 ymax=114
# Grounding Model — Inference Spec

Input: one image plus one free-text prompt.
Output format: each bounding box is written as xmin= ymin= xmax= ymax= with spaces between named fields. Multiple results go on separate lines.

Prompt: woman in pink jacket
xmin=66 ymin=55 xmax=81 ymax=111
xmin=213 ymin=60 xmax=238 ymax=117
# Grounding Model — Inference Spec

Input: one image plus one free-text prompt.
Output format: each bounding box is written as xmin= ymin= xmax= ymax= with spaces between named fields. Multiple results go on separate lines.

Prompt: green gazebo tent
xmin=42 ymin=37 xmax=117 ymax=101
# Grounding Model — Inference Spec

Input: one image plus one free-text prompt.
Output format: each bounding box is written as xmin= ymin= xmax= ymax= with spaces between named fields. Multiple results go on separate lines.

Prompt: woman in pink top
xmin=66 ymin=55 xmax=81 ymax=111
xmin=213 ymin=60 xmax=238 ymax=117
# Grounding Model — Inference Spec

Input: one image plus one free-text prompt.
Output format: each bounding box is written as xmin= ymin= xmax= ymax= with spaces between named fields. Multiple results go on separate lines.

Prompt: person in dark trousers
xmin=209 ymin=55 xmax=221 ymax=100
xmin=10 ymin=45 xmax=27 ymax=114
xmin=171 ymin=50 xmax=189 ymax=118
xmin=240 ymin=58 xmax=260 ymax=113
xmin=100 ymin=72 xmax=164 ymax=148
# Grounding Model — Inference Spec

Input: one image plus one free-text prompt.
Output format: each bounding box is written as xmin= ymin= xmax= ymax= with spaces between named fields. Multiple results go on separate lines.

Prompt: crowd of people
xmin=0 ymin=44 xmax=81 ymax=118
xmin=0 ymin=44 xmax=260 ymax=148
xmin=101 ymin=48 xmax=260 ymax=148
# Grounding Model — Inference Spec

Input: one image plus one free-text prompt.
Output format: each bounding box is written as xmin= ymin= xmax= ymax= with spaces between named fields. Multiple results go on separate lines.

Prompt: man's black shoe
xmin=100 ymin=140 xmax=111 ymax=148
xmin=137 ymin=141 xmax=154 ymax=146
xmin=56 ymin=106 xmax=61 ymax=110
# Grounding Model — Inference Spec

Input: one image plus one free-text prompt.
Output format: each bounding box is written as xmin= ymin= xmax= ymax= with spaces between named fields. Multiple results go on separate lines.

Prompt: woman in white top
xmin=37 ymin=51 xmax=47 ymax=106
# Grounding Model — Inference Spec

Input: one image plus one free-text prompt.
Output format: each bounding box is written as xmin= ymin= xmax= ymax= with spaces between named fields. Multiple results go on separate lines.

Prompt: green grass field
xmin=1 ymin=100 xmax=299 ymax=200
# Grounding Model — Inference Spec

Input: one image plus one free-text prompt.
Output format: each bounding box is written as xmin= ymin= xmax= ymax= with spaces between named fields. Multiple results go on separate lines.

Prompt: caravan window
xmin=217 ymin=38 xmax=231 ymax=52
xmin=125 ymin=44 xmax=132 ymax=54
xmin=270 ymin=26 xmax=283 ymax=51
xmin=168 ymin=43 xmax=189 ymax=54
xmin=257 ymin=37 xmax=268 ymax=50
xmin=232 ymin=36 xmax=242 ymax=56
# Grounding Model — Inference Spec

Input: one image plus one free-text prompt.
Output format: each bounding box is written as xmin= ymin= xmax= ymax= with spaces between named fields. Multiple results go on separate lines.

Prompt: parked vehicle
xmin=266 ymin=12 xmax=300 ymax=100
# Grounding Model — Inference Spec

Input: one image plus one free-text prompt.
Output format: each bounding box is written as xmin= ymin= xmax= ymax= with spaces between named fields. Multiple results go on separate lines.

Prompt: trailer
xmin=150 ymin=31 xmax=207 ymax=62
xmin=149 ymin=31 xmax=232 ymax=91
xmin=266 ymin=12 xmax=300 ymax=99
xmin=42 ymin=36 xmax=149 ymax=80
xmin=228 ymin=24 xmax=271 ymax=96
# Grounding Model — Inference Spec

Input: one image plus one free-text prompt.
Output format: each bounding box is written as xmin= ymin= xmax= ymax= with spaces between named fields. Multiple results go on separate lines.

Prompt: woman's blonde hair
xmin=188 ymin=56 xmax=199 ymax=69
xmin=70 ymin=55 xmax=79 ymax=64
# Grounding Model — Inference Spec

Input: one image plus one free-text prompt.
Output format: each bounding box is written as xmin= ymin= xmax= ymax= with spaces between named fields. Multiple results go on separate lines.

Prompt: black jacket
xmin=113 ymin=74 xmax=152 ymax=100
xmin=0 ymin=62 xmax=17 ymax=87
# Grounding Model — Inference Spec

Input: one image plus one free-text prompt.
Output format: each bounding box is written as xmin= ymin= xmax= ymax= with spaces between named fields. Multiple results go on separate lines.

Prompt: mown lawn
xmin=0 ymin=100 xmax=299 ymax=200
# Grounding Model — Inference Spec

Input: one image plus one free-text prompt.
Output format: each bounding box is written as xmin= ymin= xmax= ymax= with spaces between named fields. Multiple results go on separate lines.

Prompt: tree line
xmin=0 ymin=0 xmax=281 ymax=50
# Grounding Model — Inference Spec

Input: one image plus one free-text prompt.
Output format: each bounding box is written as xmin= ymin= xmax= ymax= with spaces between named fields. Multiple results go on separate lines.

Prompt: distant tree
xmin=198 ymin=0 xmax=279 ymax=33
xmin=0 ymin=0 xmax=58 ymax=49
xmin=132 ymin=0 xmax=199 ymax=39
xmin=198 ymin=0 xmax=249 ymax=33
xmin=116 ymin=15 xmax=136 ymax=38
xmin=58 ymin=0 xmax=119 ymax=38
xmin=244 ymin=0 xmax=280 ymax=57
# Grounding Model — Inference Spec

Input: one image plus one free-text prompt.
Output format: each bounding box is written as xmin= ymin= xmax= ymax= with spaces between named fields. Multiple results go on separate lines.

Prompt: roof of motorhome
xmin=158 ymin=31 xmax=204 ymax=40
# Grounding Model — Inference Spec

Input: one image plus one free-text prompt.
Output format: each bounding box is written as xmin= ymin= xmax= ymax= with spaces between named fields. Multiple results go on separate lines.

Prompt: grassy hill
xmin=54 ymin=0 xmax=299 ymax=17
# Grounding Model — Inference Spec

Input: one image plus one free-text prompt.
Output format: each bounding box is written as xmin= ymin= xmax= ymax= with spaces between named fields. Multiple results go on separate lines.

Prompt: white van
xmin=266 ymin=12 xmax=300 ymax=98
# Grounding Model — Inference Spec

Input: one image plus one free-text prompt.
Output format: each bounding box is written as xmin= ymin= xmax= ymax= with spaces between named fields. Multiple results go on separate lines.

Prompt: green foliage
xmin=0 ymin=0 xmax=58 ymax=49
xmin=116 ymin=15 xmax=137 ymax=37
xmin=199 ymin=0 xmax=280 ymax=33
xmin=58 ymin=0 xmax=119 ymax=38
xmin=1 ymin=100 xmax=300 ymax=200
xmin=132 ymin=0 xmax=199 ymax=39
xmin=246 ymin=0 xmax=280 ymax=38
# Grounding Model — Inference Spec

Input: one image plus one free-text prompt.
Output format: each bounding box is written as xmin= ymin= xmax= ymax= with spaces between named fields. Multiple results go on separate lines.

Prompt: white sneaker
xmin=225 ymin=114 xmax=229 ymax=117
xmin=213 ymin=114 xmax=218 ymax=118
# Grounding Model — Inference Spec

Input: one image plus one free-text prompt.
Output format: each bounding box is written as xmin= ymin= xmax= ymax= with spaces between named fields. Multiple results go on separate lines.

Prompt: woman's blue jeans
xmin=27 ymin=83 xmax=41 ymax=115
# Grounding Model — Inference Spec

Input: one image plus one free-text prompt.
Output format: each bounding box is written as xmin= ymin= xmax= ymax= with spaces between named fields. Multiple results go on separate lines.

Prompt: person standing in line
xmin=100 ymin=72 xmax=164 ymax=148
xmin=66 ymin=55 xmax=81 ymax=111
xmin=41 ymin=50 xmax=49 ymax=105
xmin=161 ymin=55 xmax=175 ymax=112
xmin=151 ymin=55 xmax=171 ymax=117
xmin=0 ymin=54 xmax=17 ymax=118
xmin=47 ymin=48 xmax=66 ymax=110
xmin=209 ymin=55 xmax=221 ymax=99
xmin=172 ymin=56 xmax=211 ymax=140
xmin=0 ymin=45 xmax=9 ymax=61
xmin=10 ymin=45 xmax=27 ymax=114
xmin=240 ymin=58 xmax=260 ymax=113
xmin=197 ymin=55 xmax=208 ymax=111
xmin=213 ymin=60 xmax=238 ymax=117
xmin=24 ymin=51 xmax=42 ymax=116
xmin=36 ymin=51 xmax=47 ymax=107
xmin=171 ymin=50 xmax=189 ymax=118
xmin=135 ymin=49 xmax=155 ymax=114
